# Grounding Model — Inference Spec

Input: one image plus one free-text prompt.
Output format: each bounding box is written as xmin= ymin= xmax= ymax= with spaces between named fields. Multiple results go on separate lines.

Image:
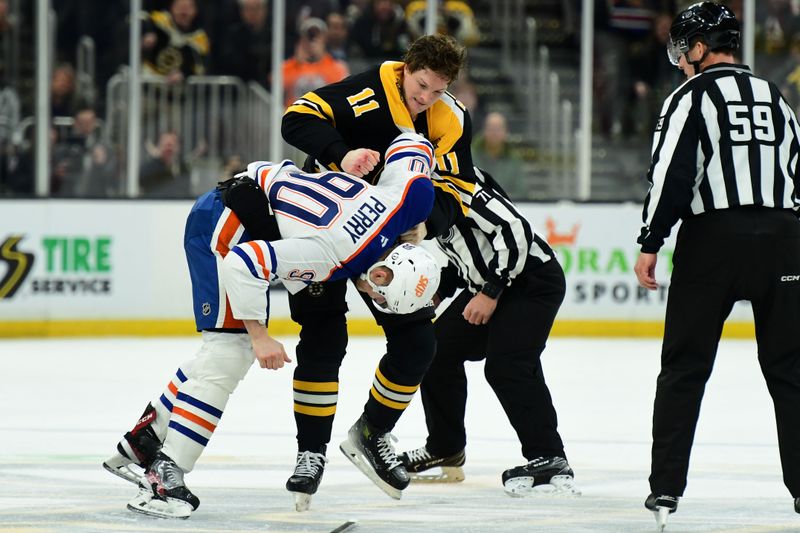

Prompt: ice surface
xmin=0 ymin=336 xmax=797 ymax=532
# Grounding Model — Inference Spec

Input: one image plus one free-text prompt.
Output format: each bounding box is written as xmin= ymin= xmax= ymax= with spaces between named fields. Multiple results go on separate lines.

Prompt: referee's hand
xmin=634 ymin=252 xmax=659 ymax=290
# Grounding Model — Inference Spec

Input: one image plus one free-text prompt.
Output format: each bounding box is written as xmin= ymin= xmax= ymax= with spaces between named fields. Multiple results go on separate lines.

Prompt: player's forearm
xmin=281 ymin=113 xmax=350 ymax=168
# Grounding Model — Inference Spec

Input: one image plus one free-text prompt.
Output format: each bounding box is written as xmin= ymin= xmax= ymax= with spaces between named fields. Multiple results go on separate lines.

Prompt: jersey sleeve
xmin=222 ymin=237 xmax=341 ymax=322
xmin=281 ymin=76 xmax=363 ymax=171
xmin=638 ymin=89 xmax=699 ymax=253
xmin=220 ymin=240 xmax=278 ymax=322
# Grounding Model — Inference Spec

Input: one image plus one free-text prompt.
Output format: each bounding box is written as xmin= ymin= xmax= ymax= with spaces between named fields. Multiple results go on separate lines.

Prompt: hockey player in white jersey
xmin=102 ymin=132 xmax=441 ymax=519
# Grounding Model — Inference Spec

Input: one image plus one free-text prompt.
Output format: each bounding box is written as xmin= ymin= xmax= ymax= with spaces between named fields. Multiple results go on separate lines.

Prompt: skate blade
xmin=102 ymin=460 xmax=143 ymax=485
xmin=339 ymin=441 xmax=402 ymax=500
xmin=654 ymin=507 xmax=670 ymax=531
xmin=292 ymin=492 xmax=312 ymax=512
xmin=409 ymin=466 xmax=465 ymax=483
xmin=503 ymin=475 xmax=581 ymax=498
xmin=127 ymin=495 xmax=192 ymax=519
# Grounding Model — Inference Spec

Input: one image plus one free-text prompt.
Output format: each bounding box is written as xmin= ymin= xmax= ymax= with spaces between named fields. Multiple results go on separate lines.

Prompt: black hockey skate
xmin=339 ymin=415 xmax=409 ymax=499
xmin=645 ymin=493 xmax=679 ymax=531
xmin=103 ymin=403 xmax=161 ymax=485
xmin=286 ymin=447 xmax=328 ymax=512
xmin=795 ymin=497 xmax=800 ymax=514
xmin=399 ymin=446 xmax=465 ymax=483
xmin=501 ymin=456 xmax=581 ymax=497
xmin=128 ymin=453 xmax=200 ymax=519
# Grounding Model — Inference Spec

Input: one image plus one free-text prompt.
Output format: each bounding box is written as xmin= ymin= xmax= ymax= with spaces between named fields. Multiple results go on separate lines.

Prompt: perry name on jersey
xmin=219 ymin=134 xmax=435 ymax=321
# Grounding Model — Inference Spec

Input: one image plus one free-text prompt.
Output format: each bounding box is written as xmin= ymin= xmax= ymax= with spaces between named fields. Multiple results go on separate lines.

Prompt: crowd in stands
xmin=0 ymin=0 xmax=482 ymax=199
xmin=3 ymin=0 xmax=800 ymax=200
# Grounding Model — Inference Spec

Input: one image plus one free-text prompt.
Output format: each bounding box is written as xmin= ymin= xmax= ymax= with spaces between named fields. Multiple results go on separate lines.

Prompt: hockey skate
xmin=103 ymin=403 xmax=161 ymax=485
xmin=339 ymin=415 xmax=409 ymax=499
xmin=286 ymin=448 xmax=328 ymax=512
xmin=127 ymin=453 xmax=200 ymax=519
xmin=795 ymin=497 xmax=800 ymax=514
xmin=645 ymin=493 xmax=679 ymax=531
xmin=501 ymin=456 xmax=581 ymax=497
xmin=399 ymin=446 xmax=465 ymax=483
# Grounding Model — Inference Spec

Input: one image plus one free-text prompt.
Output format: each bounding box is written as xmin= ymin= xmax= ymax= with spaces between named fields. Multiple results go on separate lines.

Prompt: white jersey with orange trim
xmin=220 ymin=133 xmax=435 ymax=322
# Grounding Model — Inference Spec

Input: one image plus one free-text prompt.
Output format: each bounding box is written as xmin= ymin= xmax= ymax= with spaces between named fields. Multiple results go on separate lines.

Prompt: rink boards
xmin=0 ymin=199 xmax=755 ymax=338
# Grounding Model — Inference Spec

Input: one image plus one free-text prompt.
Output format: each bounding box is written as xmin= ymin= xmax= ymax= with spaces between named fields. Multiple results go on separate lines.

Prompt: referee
xmin=399 ymin=167 xmax=578 ymax=496
xmin=633 ymin=2 xmax=800 ymax=528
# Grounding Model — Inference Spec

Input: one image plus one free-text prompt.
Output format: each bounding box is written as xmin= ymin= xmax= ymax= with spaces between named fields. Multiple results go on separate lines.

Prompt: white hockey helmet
xmin=363 ymin=243 xmax=441 ymax=314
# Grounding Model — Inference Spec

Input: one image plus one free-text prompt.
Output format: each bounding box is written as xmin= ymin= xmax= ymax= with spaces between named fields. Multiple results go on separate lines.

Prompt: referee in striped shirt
xmin=400 ymin=167 xmax=577 ymax=495
xmin=633 ymin=2 xmax=800 ymax=523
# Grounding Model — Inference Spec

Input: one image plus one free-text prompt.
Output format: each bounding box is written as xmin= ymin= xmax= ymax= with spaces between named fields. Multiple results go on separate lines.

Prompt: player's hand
xmin=253 ymin=335 xmax=292 ymax=370
xmin=463 ymin=293 xmax=497 ymax=325
xmin=634 ymin=252 xmax=659 ymax=290
xmin=342 ymin=148 xmax=380 ymax=177
xmin=399 ymin=222 xmax=426 ymax=244
xmin=432 ymin=293 xmax=442 ymax=309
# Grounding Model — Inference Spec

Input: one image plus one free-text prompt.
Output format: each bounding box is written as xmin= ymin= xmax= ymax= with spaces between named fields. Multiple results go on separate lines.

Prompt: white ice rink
xmin=1 ymin=336 xmax=798 ymax=532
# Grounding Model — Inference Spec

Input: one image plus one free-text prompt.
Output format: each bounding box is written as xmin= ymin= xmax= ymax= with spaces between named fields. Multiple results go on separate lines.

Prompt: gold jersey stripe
xmin=293 ymin=379 xmax=339 ymax=393
xmin=369 ymin=387 xmax=409 ymax=410
xmin=432 ymin=181 xmax=469 ymax=215
xmin=294 ymin=404 xmax=337 ymax=417
xmin=375 ymin=367 xmax=419 ymax=394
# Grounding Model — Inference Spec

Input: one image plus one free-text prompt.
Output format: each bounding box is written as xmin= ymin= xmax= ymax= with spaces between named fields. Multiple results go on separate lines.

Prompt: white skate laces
xmin=404 ymin=446 xmax=433 ymax=465
xmin=375 ymin=432 xmax=402 ymax=470
xmin=293 ymin=451 xmax=328 ymax=478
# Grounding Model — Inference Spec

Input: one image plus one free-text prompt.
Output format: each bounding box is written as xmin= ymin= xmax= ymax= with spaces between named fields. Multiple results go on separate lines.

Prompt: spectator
xmin=139 ymin=130 xmax=190 ymax=197
xmin=628 ymin=11 xmax=683 ymax=136
xmin=351 ymin=0 xmax=410 ymax=61
xmin=471 ymin=112 xmax=526 ymax=200
xmin=142 ymin=0 xmax=210 ymax=83
xmin=282 ymin=17 xmax=349 ymax=108
xmin=286 ymin=1 xmax=341 ymax=51
xmin=64 ymin=107 xmax=117 ymax=198
xmin=218 ymin=0 xmax=271 ymax=85
xmin=0 ymin=0 xmax=13 ymax=87
xmin=326 ymin=12 xmax=352 ymax=62
xmin=449 ymin=75 xmax=482 ymax=135
xmin=405 ymin=1 xmax=480 ymax=47
xmin=51 ymin=64 xmax=78 ymax=118
xmin=594 ymin=0 xmax=664 ymax=138
xmin=8 ymin=127 xmax=61 ymax=196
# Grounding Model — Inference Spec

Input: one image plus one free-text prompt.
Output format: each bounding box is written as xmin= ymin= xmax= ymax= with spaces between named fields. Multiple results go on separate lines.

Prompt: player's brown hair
xmin=402 ymin=34 xmax=466 ymax=83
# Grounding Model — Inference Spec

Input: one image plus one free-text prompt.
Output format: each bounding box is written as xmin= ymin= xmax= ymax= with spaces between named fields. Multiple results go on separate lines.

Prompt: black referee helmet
xmin=667 ymin=2 xmax=740 ymax=67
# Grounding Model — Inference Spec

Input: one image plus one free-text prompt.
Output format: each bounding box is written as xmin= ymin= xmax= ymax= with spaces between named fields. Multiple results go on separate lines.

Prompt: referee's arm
xmin=638 ymin=92 xmax=700 ymax=253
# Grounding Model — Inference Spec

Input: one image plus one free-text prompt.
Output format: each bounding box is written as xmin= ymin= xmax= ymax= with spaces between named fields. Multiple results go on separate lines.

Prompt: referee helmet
xmin=667 ymin=2 xmax=740 ymax=66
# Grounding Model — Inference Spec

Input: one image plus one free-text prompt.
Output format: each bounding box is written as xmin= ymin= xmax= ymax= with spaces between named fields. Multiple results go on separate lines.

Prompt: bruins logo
xmin=307 ymin=282 xmax=325 ymax=297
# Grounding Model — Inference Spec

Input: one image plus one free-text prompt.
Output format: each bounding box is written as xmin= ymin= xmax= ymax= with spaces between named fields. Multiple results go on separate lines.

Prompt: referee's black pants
xmin=650 ymin=207 xmax=800 ymax=497
xmin=420 ymin=259 xmax=567 ymax=461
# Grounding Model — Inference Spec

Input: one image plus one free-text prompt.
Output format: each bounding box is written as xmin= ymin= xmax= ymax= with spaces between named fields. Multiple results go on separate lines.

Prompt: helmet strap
xmin=686 ymin=41 xmax=711 ymax=75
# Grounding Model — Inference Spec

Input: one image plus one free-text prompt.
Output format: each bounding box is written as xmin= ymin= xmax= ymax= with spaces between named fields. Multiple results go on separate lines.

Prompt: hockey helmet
xmin=667 ymin=2 xmax=740 ymax=66
xmin=363 ymin=243 xmax=441 ymax=314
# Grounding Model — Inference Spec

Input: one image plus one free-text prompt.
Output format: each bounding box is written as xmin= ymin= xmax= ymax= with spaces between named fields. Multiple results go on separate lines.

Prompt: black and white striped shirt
xmin=436 ymin=168 xmax=555 ymax=295
xmin=638 ymin=63 xmax=800 ymax=252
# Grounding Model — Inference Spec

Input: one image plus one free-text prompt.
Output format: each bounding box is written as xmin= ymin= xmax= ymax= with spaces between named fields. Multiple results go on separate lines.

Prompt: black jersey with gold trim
xmin=282 ymin=61 xmax=475 ymax=238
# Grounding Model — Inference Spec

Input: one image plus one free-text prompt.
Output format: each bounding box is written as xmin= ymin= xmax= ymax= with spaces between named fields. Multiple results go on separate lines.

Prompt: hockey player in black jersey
xmin=281 ymin=33 xmax=476 ymax=507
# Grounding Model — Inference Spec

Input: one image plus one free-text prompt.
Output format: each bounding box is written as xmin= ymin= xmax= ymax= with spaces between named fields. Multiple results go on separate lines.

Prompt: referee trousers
xmin=650 ymin=207 xmax=800 ymax=497
xmin=420 ymin=259 xmax=567 ymax=461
